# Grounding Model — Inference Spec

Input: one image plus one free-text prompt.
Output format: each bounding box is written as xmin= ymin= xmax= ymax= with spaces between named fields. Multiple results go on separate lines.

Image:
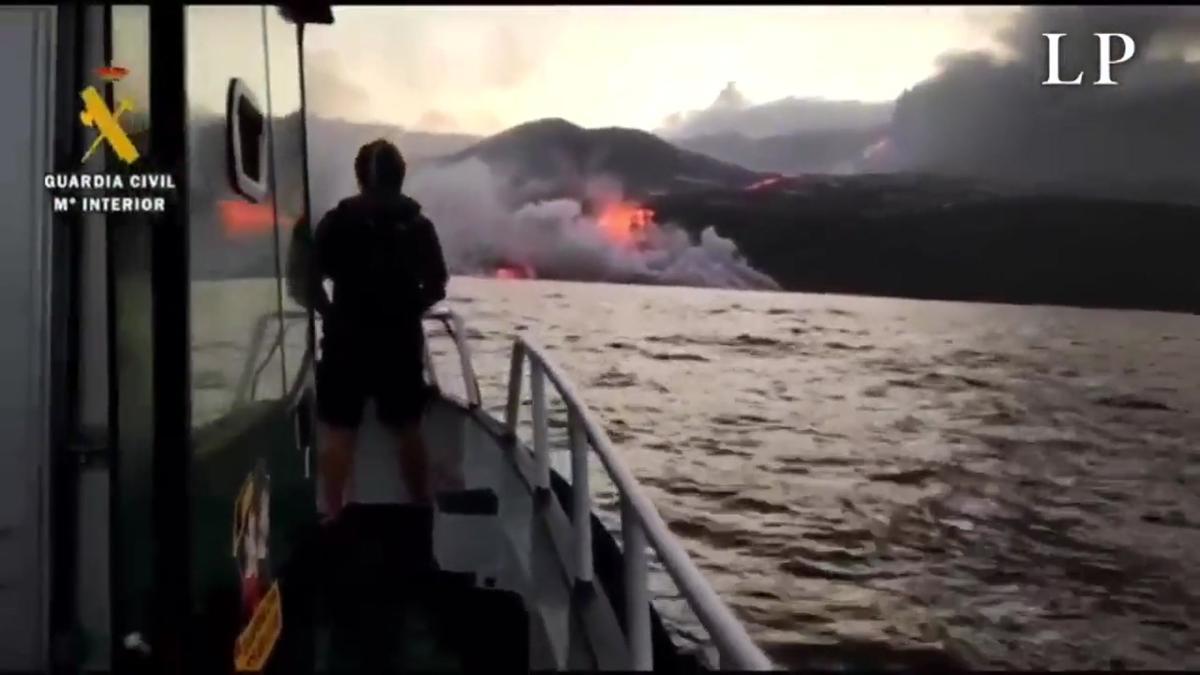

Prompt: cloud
xmin=886 ymin=6 xmax=1200 ymax=201
xmin=415 ymin=109 xmax=460 ymax=133
xmin=713 ymin=81 xmax=750 ymax=109
xmin=416 ymin=159 xmax=781 ymax=288
xmin=486 ymin=26 xmax=540 ymax=89
xmin=300 ymin=156 xmax=780 ymax=290
xmin=659 ymin=82 xmax=893 ymax=139
xmin=303 ymin=50 xmax=376 ymax=121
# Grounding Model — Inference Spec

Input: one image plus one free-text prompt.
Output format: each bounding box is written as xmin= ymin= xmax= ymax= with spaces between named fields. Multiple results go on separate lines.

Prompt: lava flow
xmin=596 ymin=200 xmax=655 ymax=247
xmin=494 ymin=264 xmax=535 ymax=280
xmin=218 ymin=199 xmax=294 ymax=239
xmin=745 ymin=176 xmax=787 ymax=191
xmin=860 ymin=135 xmax=895 ymax=168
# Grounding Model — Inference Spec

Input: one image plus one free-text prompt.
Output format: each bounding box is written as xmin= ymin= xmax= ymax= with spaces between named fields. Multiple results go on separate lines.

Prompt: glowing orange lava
xmin=218 ymin=199 xmax=294 ymax=239
xmin=494 ymin=264 xmax=535 ymax=280
xmin=862 ymin=136 xmax=893 ymax=163
xmin=746 ymin=176 xmax=784 ymax=191
xmin=596 ymin=201 xmax=655 ymax=247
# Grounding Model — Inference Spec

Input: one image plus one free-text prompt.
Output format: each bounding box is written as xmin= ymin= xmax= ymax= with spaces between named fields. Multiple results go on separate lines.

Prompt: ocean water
xmin=193 ymin=276 xmax=1200 ymax=669
xmin=435 ymin=277 xmax=1200 ymax=671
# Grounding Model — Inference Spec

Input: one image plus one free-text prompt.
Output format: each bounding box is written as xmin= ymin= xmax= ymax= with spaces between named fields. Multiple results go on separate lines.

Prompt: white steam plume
xmin=317 ymin=152 xmax=780 ymax=291
xmin=409 ymin=159 xmax=780 ymax=290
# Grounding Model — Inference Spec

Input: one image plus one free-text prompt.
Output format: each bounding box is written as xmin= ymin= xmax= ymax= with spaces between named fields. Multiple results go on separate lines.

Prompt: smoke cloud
xmin=660 ymin=82 xmax=893 ymax=140
xmin=887 ymin=6 xmax=1200 ymax=202
xmin=311 ymin=151 xmax=779 ymax=290
xmin=303 ymin=50 xmax=377 ymax=122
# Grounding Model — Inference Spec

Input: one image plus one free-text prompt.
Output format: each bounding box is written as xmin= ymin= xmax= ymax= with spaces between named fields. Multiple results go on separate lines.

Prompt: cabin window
xmin=227 ymin=78 xmax=269 ymax=202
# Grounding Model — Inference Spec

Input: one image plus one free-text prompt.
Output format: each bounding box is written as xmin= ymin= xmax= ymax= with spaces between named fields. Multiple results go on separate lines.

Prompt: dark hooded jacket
xmin=302 ymin=192 xmax=448 ymax=349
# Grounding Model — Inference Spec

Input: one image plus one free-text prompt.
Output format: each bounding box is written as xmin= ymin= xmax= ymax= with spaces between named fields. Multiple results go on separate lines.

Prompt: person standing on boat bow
xmin=304 ymin=139 xmax=449 ymax=519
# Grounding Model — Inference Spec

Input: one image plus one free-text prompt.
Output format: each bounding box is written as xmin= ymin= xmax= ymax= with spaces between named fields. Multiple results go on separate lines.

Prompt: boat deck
xmin=295 ymin=398 xmax=609 ymax=672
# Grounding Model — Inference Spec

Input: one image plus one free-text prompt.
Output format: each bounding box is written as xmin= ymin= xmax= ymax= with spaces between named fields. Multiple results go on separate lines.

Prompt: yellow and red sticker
xmin=233 ymin=580 xmax=282 ymax=672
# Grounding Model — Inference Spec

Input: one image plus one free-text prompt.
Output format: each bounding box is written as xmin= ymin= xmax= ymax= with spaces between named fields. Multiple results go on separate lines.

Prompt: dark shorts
xmin=315 ymin=330 xmax=430 ymax=429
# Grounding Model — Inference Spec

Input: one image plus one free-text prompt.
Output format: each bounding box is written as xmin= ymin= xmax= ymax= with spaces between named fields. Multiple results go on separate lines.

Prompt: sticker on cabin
xmin=80 ymin=64 xmax=138 ymax=165
xmin=44 ymin=171 xmax=176 ymax=214
xmin=233 ymin=580 xmax=282 ymax=672
xmin=41 ymin=64 xmax=179 ymax=215
xmin=233 ymin=461 xmax=273 ymax=630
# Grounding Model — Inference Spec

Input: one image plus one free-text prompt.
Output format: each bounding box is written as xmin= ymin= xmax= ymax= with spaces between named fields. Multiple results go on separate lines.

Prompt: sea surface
xmin=193 ymin=276 xmax=1200 ymax=670
xmin=434 ymin=277 xmax=1200 ymax=671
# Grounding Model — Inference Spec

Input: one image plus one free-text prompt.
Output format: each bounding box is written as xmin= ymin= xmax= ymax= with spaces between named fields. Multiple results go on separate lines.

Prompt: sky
xmin=301 ymin=5 xmax=1019 ymax=135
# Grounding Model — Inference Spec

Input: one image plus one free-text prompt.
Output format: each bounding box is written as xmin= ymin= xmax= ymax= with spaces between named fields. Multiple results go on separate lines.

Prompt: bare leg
xmin=319 ymin=423 xmax=358 ymax=519
xmin=393 ymin=422 xmax=432 ymax=504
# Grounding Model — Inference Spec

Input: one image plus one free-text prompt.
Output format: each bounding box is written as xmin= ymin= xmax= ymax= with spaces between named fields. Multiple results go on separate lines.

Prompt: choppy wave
xmin=445 ymin=276 xmax=1200 ymax=671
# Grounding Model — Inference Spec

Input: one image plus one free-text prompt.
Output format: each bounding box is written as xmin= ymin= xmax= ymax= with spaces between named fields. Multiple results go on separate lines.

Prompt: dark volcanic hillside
xmin=674 ymin=127 xmax=884 ymax=175
xmin=650 ymin=175 xmax=1200 ymax=314
xmin=193 ymin=112 xmax=1199 ymax=314
xmin=438 ymin=118 xmax=763 ymax=203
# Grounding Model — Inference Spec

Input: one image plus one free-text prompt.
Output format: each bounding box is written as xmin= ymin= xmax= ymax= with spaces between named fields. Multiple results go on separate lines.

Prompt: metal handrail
xmin=421 ymin=306 xmax=482 ymax=408
xmin=232 ymin=306 xmax=481 ymax=412
xmin=232 ymin=310 xmax=309 ymax=409
xmin=504 ymin=337 xmax=774 ymax=671
xmin=282 ymin=306 xmax=769 ymax=669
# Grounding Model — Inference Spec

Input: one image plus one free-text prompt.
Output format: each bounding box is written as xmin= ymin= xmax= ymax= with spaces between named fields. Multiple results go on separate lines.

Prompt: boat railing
xmin=240 ymin=305 xmax=771 ymax=670
xmin=231 ymin=305 xmax=482 ymax=407
xmin=421 ymin=306 xmax=483 ymax=408
xmin=232 ymin=306 xmax=483 ymax=412
xmin=233 ymin=309 xmax=309 ymax=409
xmin=501 ymin=336 xmax=773 ymax=671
